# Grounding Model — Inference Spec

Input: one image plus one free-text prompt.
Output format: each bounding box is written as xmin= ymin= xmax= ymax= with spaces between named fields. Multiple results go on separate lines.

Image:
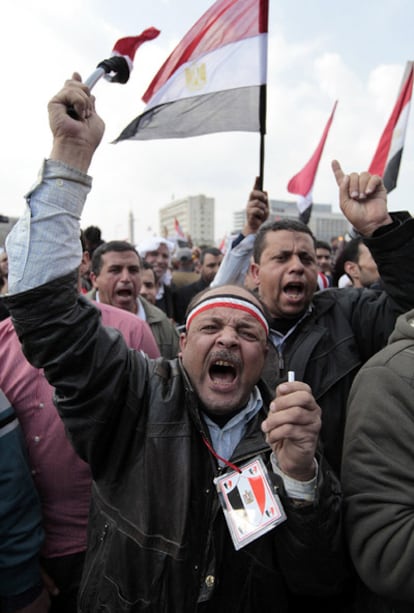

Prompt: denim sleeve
xmin=210 ymin=233 xmax=255 ymax=288
xmin=6 ymin=159 xmax=92 ymax=294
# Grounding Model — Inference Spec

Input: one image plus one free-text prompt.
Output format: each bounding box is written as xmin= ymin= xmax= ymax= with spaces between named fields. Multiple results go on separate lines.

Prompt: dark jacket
xmin=0 ymin=390 xmax=44 ymax=609
xmin=8 ymin=272 xmax=347 ymax=613
xmin=341 ymin=309 xmax=414 ymax=613
xmin=260 ymin=212 xmax=414 ymax=475
xmin=174 ymin=276 xmax=209 ymax=325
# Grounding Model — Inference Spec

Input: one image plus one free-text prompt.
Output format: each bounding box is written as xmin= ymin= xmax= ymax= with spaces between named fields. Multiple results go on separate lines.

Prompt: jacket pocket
xmin=79 ymin=507 xmax=171 ymax=612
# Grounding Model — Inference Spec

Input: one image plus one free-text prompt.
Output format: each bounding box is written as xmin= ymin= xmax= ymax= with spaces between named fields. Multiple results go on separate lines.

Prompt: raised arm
xmin=48 ymin=72 xmax=105 ymax=172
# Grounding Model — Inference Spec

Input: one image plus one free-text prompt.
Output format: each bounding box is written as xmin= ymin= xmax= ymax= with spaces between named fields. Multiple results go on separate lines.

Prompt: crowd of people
xmin=1 ymin=71 xmax=414 ymax=613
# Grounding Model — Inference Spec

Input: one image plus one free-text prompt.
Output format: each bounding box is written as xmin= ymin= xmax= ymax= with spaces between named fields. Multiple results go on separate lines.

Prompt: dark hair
xmin=200 ymin=246 xmax=222 ymax=264
xmin=315 ymin=240 xmax=332 ymax=253
xmin=332 ymin=237 xmax=363 ymax=285
xmin=253 ymin=219 xmax=316 ymax=263
xmin=91 ymin=241 xmax=140 ymax=276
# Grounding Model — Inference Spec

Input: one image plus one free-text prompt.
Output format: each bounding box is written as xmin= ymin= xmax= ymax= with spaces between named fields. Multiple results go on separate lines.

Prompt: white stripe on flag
xmin=146 ymin=34 xmax=267 ymax=111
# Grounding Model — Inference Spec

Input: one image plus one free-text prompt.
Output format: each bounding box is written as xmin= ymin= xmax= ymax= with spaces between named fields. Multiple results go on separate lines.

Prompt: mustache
xmin=208 ymin=350 xmax=242 ymax=368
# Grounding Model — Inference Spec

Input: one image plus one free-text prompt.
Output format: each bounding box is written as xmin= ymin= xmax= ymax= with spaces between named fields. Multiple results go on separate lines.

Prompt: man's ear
xmin=344 ymin=260 xmax=359 ymax=283
xmin=250 ymin=261 xmax=260 ymax=284
xmin=179 ymin=331 xmax=187 ymax=353
xmin=89 ymin=271 xmax=99 ymax=289
xmin=81 ymin=251 xmax=90 ymax=267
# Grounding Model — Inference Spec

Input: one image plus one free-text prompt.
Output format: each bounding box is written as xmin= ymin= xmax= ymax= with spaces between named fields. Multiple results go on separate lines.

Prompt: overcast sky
xmin=1 ymin=0 xmax=413 ymax=244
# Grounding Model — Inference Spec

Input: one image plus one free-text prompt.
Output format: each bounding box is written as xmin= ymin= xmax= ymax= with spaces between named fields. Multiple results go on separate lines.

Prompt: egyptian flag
xmin=114 ymin=0 xmax=269 ymax=142
xmin=369 ymin=62 xmax=414 ymax=193
xmin=287 ymin=100 xmax=338 ymax=225
xmin=82 ymin=28 xmax=160 ymax=93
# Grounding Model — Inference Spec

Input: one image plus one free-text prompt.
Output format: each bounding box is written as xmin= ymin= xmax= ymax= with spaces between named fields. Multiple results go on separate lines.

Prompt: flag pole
xmin=258 ymin=83 xmax=267 ymax=190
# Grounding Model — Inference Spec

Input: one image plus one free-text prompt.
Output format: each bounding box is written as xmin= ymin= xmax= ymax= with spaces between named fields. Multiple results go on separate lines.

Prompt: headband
xmin=186 ymin=294 xmax=269 ymax=335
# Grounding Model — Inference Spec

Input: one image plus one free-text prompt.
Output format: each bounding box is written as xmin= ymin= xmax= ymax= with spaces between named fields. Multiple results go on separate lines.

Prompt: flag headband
xmin=186 ymin=295 xmax=269 ymax=336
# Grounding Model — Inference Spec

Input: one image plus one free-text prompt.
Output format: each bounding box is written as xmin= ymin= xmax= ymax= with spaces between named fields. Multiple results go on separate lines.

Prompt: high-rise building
xmin=233 ymin=200 xmax=349 ymax=243
xmin=159 ymin=195 xmax=215 ymax=246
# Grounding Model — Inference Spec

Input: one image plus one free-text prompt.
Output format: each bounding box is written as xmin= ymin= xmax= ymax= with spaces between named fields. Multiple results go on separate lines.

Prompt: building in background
xmin=159 ymin=195 xmax=214 ymax=247
xmin=233 ymin=200 xmax=349 ymax=243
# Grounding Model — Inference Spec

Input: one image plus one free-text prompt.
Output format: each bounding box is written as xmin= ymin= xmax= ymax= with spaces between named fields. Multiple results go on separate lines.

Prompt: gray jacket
xmin=342 ymin=309 xmax=414 ymax=612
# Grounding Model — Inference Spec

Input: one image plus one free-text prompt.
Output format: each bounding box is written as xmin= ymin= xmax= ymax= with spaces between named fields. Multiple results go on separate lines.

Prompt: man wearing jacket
xmin=4 ymin=74 xmax=348 ymax=612
xmin=212 ymin=175 xmax=414 ymax=475
xmin=342 ymin=308 xmax=414 ymax=612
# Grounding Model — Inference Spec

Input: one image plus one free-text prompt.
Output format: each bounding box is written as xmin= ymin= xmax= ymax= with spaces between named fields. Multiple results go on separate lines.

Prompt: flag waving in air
xmin=114 ymin=0 xmax=269 ymax=142
xmin=83 ymin=28 xmax=161 ymax=90
xmin=369 ymin=61 xmax=414 ymax=193
xmin=287 ymin=100 xmax=338 ymax=225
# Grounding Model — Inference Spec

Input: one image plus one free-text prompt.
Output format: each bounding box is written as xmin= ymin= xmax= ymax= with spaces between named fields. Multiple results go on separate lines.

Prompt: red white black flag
xmin=287 ymin=100 xmax=338 ymax=224
xmin=369 ymin=61 xmax=414 ymax=193
xmin=114 ymin=0 xmax=269 ymax=142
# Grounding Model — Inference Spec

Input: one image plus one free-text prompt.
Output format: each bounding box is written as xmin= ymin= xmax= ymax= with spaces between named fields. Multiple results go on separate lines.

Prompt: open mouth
xmin=116 ymin=288 xmax=133 ymax=298
xmin=209 ymin=359 xmax=237 ymax=384
xmin=283 ymin=282 xmax=304 ymax=299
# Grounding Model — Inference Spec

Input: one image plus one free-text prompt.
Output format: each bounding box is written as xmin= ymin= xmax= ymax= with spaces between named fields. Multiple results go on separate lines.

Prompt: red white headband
xmin=186 ymin=295 xmax=269 ymax=335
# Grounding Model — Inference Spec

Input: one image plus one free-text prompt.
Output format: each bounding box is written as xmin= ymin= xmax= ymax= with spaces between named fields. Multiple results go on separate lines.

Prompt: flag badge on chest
xmin=214 ymin=456 xmax=286 ymax=550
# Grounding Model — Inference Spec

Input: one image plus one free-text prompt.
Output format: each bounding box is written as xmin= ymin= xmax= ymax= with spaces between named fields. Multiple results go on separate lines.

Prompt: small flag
xmin=106 ymin=28 xmax=161 ymax=82
xmin=287 ymin=101 xmax=338 ymax=225
xmin=369 ymin=61 xmax=414 ymax=193
xmin=84 ymin=28 xmax=161 ymax=90
xmin=114 ymin=0 xmax=269 ymax=142
xmin=174 ymin=217 xmax=185 ymax=239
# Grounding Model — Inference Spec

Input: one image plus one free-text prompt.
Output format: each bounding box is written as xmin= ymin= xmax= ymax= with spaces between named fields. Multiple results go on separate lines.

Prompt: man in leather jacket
xmin=212 ymin=176 xmax=414 ymax=476
xmin=4 ymin=74 xmax=348 ymax=612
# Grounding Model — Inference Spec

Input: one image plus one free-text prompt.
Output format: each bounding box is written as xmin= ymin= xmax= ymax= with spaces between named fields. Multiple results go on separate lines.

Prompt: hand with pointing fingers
xmin=331 ymin=160 xmax=392 ymax=237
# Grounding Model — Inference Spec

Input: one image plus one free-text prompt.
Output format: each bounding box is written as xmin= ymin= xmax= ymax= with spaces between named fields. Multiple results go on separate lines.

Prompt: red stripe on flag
xmin=112 ymin=28 xmax=161 ymax=62
xmin=287 ymin=100 xmax=338 ymax=198
xmin=142 ymin=0 xmax=268 ymax=104
xmin=368 ymin=63 xmax=414 ymax=178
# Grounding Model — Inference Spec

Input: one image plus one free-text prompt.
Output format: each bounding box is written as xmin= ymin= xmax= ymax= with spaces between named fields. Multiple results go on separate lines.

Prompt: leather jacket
xmin=8 ymin=272 xmax=347 ymax=612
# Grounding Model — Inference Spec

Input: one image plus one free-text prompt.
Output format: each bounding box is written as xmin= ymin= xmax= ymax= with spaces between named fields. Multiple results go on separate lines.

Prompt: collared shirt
xmin=203 ymin=387 xmax=263 ymax=466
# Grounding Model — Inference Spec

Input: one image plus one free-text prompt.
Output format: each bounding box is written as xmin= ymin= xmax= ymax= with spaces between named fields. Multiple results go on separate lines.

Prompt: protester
xmin=332 ymin=236 xmax=380 ymax=288
xmin=137 ymin=235 xmax=176 ymax=319
xmin=139 ymin=261 xmax=158 ymax=305
xmin=88 ymin=240 xmax=179 ymax=358
xmin=174 ymin=246 xmax=223 ymax=325
xmin=171 ymin=246 xmax=199 ymax=288
xmin=315 ymin=240 xmax=333 ymax=286
xmin=341 ymin=308 xmax=414 ymax=612
xmin=212 ymin=173 xmax=414 ymax=478
xmin=0 ymin=389 xmax=49 ymax=613
xmin=4 ymin=72 xmax=348 ymax=613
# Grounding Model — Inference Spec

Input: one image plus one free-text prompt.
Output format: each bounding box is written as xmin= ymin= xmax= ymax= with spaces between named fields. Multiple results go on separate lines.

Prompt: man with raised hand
xmin=4 ymin=73 xmax=347 ymax=612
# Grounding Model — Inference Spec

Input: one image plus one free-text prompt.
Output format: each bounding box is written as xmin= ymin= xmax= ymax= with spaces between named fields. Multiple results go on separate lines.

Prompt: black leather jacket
xmin=261 ymin=212 xmax=414 ymax=474
xmin=8 ymin=272 xmax=347 ymax=613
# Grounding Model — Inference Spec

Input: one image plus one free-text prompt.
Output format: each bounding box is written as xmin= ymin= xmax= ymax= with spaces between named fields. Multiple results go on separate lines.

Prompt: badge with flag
xmin=215 ymin=456 xmax=286 ymax=550
xmin=287 ymin=100 xmax=338 ymax=225
xmin=368 ymin=61 xmax=414 ymax=193
xmin=114 ymin=0 xmax=269 ymax=143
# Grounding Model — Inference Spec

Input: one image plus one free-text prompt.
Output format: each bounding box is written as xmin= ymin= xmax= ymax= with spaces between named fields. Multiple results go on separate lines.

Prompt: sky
xmin=1 ymin=0 xmax=414 ymax=245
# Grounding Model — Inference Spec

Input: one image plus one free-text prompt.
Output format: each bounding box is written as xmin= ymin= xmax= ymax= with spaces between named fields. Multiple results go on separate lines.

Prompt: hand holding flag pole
xmin=68 ymin=27 xmax=160 ymax=117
